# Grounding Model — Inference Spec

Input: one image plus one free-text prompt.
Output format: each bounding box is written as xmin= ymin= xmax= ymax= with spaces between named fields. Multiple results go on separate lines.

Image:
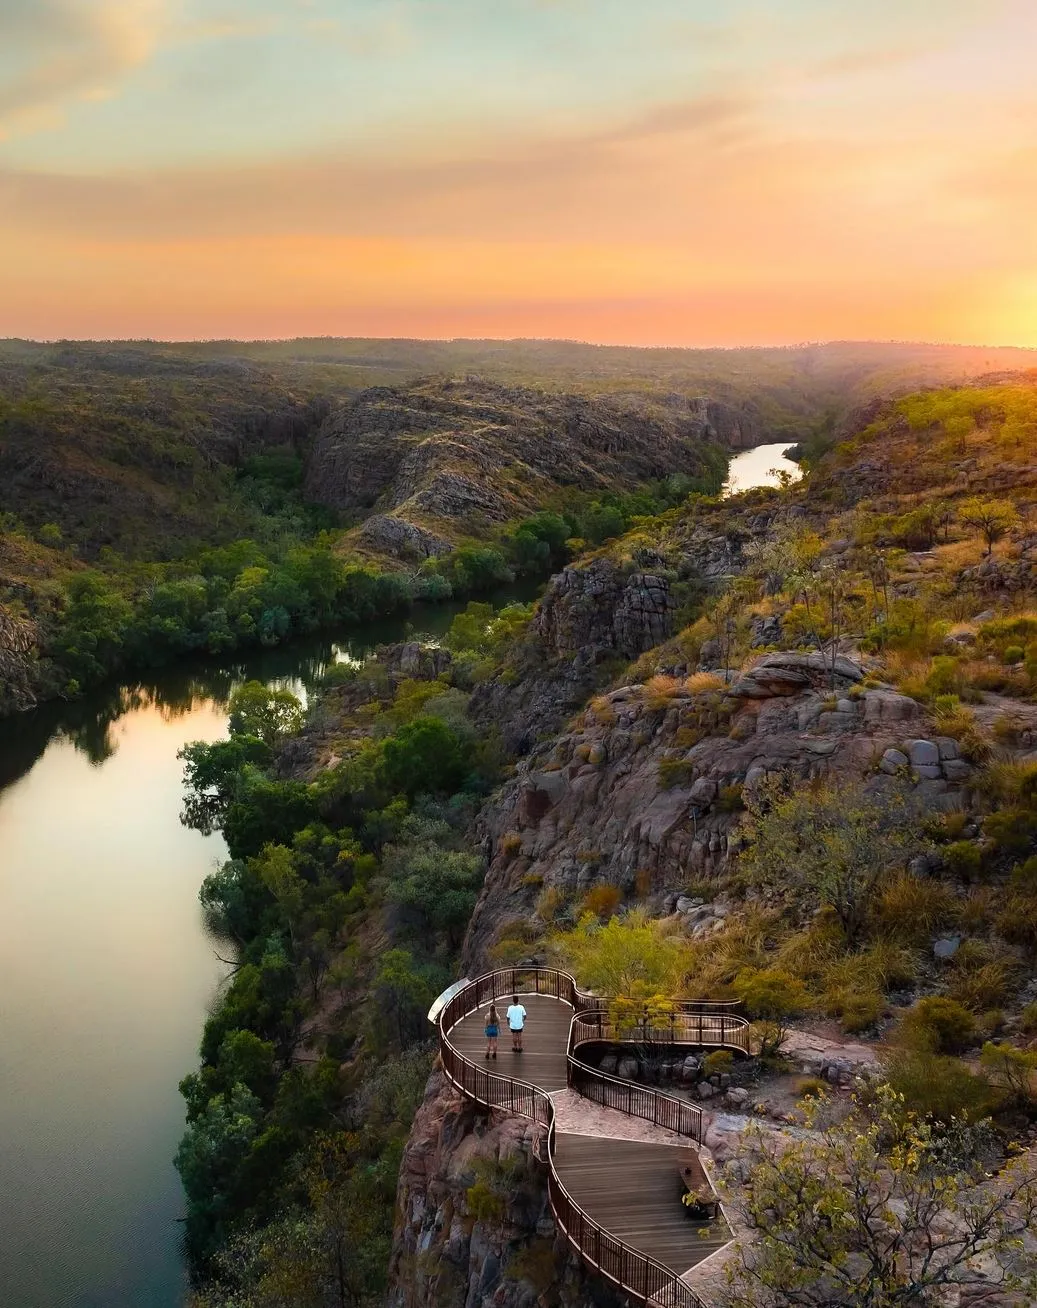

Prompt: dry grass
xmin=875 ymin=873 xmax=956 ymax=945
xmin=684 ymin=670 xmax=726 ymax=694
xmin=643 ymin=674 xmax=683 ymax=709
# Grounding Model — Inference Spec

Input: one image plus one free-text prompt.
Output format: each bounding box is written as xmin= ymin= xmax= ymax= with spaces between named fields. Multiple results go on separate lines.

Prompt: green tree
xmin=959 ymin=497 xmax=1020 ymax=556
xmin=228 ymin=680 xmax=304 ymax=745
xmin=739 ymin=781 xmax=926 ymax=944
xmin=381 ymin=717 xmax=470 ymax=798
xmin=384 ymin=842 xmax=483 ymax=952
xmin=732 ymin=968 xmax=808 ymax=1058
xmin=720 ymin=1086 xmax=1037 ymax=1308
xmin=179 ymin=736 xmax=274 ymax=835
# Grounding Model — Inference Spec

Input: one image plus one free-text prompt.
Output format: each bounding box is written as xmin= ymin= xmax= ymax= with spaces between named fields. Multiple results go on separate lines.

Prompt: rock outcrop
xmin=390 ymin=1072 xmax=626 ymax=1308
xmin=463 ymin=657 xmax=969 ymax=973
xmin=0 ymin=604 xmax=42 ymax=714
xmin=304 ymin=379 xmax=746 ymax=561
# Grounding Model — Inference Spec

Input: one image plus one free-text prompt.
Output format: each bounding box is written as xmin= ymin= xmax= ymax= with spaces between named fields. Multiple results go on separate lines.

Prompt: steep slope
xmin=304 ymin=379 xmax=742 ymax=561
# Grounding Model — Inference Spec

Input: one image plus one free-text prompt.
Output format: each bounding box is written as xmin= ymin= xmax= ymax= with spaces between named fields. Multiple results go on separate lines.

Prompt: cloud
xmin=0 ymin=0 xmax=164 ymax=138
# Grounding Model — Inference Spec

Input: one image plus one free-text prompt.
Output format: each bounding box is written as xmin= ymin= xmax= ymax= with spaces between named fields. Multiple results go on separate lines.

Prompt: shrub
xmin=1011 ymin=855 xmax=1037 ymax=890
xmin=943 ymin=840 xmax=983 ymax=881
xmin=702 ymin=1050 xmax=734 ymax=1075
xmin=500 ymin=832 xmax=523 ymax=859
xmin=1005 ymin=644 xmax=1025 ymax=664
xmin=882 ymin=1049 xmax=996 ymax=1122
xmin=948 ymin=958 xmax=1017 ymax=1012
xmin=643 ymin=675 xmax=682 ymax=709
xmin=717 ymin=783 xmax=745 ymax=813
xmin=982 ymin=807 xmax=1037 ymax=858
xmin=833 ymin=990 xmax=884 ymax=1034
xmin=899 ymin=997 xmax=977 ymax=1054
xmin=734 ymin=968 xmax=809 ymax=1057
xmin=995 ymin=894 xmax=1037 ymax=952
xmin=796 ymin=1076 xmax=827 ymax=1100
xmin=1019 ymin=1002 xmax=1037 ymax=1035
xmin=581 ymin=884 xmax=622 ymax=921
xmin=658 ymin=758 xmax=695 ymax=790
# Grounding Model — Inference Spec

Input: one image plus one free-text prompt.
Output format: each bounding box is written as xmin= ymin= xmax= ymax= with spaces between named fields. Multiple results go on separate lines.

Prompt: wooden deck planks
xmin=552 ymin=1136 xmax=730 ymax=1272
xmin=445 ymin=993 xmax=572 ymax=1092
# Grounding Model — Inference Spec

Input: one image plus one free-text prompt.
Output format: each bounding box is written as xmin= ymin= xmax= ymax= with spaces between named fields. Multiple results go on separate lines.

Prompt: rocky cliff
xmin=391 ymin=1072 xmax=626 ymax=1308
xmin=304 ymin=379 xmax=748 ymax=561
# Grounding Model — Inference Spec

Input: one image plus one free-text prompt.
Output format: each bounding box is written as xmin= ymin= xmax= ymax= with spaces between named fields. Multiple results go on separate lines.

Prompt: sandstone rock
xmin=863 ymin=690 xmax=920 ymax=724
xmin=934 ymin=737 xmax=960 ymax=761
xmin=907 ymin=739 xmax=940 ymax=767
xmin=880 ymin=747 xmax=909 ymax=774
xmin=688 ymin=776 xmax=718 ymax=806
xmin=914 ymin=764 xmax=943 ymax=780
xmin=726 ymin=1087 xmax=750 ymax=1109
xmin=355 ymin=513 xmax=453 ymax=559
xmin=943 ymin=759 xmax=972 ymax=782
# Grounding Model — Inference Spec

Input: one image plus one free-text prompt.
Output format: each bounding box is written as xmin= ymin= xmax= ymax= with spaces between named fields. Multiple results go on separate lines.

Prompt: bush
xmin=1019 ymin=1002 xmax=1037 ymax=1035
xmin=899 ymin=997 xmax=977 ymax=1054
xmin=581 ymin=884 xmax=622 ymax=921
xmin=1005 ymin=644 xmax=1025 ymax=664
xmin=882 ymin=1049 xmax=996 ymax=1122
xmin=943 ymin=840 xmax=983 ymax=881
xmin=702 ymin=1049 xmax=734 ymax=1075
xmin=995 ymin=894 xmax=1037 ymax=952
xmin=833 ymin=990 xmax=884 ymax=1034
xmin=796 ymin=1076 xmax=828 ymax=1100
xmin=658 ymin=758 xmax=695 ymax=790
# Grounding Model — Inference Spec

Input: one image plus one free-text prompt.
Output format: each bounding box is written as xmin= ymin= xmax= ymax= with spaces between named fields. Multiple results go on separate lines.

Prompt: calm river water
xmin=723 ymin=441 xmax=802 ymax=496
xmin=0 ymin=600 xmax=507 ymax=1308
xmin=0 ymin=444 xmax=796 ymax=1307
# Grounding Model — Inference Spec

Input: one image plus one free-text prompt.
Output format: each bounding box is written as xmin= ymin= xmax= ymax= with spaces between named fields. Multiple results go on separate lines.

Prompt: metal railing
xmin=438 ymin=967 xmax=750 ymax=1308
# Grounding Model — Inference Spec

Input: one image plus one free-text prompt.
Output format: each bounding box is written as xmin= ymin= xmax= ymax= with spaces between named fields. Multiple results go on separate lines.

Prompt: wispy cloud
xmin=0 ymin=0 xmax=165 ymax=138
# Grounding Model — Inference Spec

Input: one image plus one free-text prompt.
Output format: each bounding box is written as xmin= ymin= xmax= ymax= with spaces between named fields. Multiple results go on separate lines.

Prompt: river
xmin=722 ymin=441 xmax=802 ymax=496
xmin=0 ymin=598 xmax=524 ymax=1308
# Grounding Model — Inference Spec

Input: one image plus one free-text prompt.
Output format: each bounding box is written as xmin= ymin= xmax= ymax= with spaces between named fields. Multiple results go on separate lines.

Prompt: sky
xmin=1 ymin=0 xmax=1036 ymax=346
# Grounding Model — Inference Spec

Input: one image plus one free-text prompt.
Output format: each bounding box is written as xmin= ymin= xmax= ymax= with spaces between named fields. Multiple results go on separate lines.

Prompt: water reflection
xmin=0 ymin=583 xmax=540 ymax=1308
xmin=0 ymin=590 xmax=525 ymax=792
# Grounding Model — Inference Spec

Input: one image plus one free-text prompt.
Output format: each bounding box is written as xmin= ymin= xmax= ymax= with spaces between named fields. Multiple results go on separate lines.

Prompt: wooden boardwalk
xmin=447 ymin=991 xmax=729 ymax=1278
xmin=449 ymin=994 xmax=570 ymax=1091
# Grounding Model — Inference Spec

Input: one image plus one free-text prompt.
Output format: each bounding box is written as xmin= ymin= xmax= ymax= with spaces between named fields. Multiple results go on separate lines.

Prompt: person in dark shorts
xmin=484 ymin=1004 xmax=499 ymax=1059
xmin=506 ymin=994 xmax=527 ymax=1052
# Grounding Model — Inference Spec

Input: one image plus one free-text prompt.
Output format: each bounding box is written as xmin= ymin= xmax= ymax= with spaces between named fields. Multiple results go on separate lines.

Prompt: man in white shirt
xmin=506 ymin=994 xmax=527 ymax=1052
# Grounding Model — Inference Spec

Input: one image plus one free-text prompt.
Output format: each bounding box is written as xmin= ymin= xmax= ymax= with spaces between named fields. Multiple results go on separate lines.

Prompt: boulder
xmin=689 ymin=776 xmax=718 ymax=806
xmin=696 ymin=1081 xmax=717 ymax=1100
xmin=598 ymin=1054 xmax=618 ymax=1075
xmin=933 ymin=936 xmax=961 ymax=960
xmin=907 ymin=739 xmax=940 ymax=768
xmin=726 ymin=1087 xmax=750 ymax=1109
xmin=880 ymin=747 xmax=909 ymax=774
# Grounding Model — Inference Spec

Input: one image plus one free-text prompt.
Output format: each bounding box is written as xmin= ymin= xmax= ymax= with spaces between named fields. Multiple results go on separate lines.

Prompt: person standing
xmin=506 ymin=994 xmax=527 ymax=1052
xmin=484 ymin=1004 xmax=499 ymax=1059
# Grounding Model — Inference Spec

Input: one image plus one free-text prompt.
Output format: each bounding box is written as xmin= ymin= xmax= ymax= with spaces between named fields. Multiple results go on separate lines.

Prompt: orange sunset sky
xmin=2 ymin=0 xmax=1036 ymax=346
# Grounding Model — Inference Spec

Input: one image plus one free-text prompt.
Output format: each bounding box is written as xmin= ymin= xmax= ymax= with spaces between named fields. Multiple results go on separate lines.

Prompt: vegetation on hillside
xmin=175 ymin=604 xmax=520 ymax=1302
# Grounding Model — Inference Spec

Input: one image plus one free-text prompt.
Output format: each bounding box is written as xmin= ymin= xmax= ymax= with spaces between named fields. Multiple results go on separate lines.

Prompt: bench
xmin=677 ymin=1164 xmax=719 ymax=1220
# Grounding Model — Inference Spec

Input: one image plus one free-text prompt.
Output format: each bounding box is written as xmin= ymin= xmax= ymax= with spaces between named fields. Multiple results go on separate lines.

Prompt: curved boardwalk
xmin=439 ymin=971 xmax=745 ymax=1305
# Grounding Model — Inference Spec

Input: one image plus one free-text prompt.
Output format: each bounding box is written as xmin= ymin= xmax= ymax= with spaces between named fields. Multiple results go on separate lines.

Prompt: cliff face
xmin=304 ymin=380 xmax=749 ymax=561
xmin=391 ymin=1071 xmax=626 ymax=1308
xmin=463 ymin=657 xmax=968 ymax=974
xmin=0 ymin=603 xmax=43 ymax=714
